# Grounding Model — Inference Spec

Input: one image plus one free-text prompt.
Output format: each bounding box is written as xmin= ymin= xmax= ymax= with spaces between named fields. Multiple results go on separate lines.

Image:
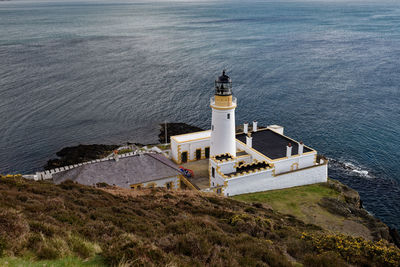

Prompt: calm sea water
xmin=0 ymin=0 xmax=399 ymax=228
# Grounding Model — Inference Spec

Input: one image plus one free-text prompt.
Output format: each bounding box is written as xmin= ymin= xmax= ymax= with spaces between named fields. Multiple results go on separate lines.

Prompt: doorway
xmin=196 ymin=149 xmax=201 ymax=160
xmin=205 ymin=147 xmax=210 ymax=158
xmin=181 ymin=151 xmax=188 ymax=163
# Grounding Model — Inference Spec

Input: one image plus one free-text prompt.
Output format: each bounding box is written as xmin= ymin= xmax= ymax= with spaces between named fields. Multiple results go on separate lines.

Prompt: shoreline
xmin=32 ymin=122 xmax=400 ymax=241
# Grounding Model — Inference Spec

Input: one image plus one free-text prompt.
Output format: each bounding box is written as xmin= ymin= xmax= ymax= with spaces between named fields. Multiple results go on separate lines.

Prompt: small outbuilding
xmin=53 ymin=153 xmax=187 ymax=190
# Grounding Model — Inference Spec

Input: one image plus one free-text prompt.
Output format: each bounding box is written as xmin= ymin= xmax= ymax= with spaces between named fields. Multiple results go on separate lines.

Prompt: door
xmin=196 ymin=149 xmax=201 ymax=160
xmin=181 ymin=152 xmax=188 ymax=163
xmin=205 ymin=147 xmax=210 ymax=158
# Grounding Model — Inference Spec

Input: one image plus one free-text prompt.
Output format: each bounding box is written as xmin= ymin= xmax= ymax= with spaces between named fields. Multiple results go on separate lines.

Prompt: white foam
xmin=328 ymin=158 xmax=373 ymax=179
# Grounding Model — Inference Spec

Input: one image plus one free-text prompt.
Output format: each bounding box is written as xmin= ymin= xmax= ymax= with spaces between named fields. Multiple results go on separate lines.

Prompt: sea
xmin=0 ymin=0 xmax=399 ymax=229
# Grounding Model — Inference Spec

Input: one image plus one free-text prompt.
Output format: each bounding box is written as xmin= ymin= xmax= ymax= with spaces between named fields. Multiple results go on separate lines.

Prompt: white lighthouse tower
xmin=210 ymin=70 xmax=237 ymax=157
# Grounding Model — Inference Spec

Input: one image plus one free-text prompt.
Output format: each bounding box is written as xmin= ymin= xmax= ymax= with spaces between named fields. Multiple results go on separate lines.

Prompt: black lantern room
xmin=215 ymin=70 xmax=232 ymax=96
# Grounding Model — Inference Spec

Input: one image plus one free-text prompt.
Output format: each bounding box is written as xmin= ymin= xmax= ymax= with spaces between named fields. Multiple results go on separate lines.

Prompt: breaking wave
xmin=328 ymin=158 xmax=372 ymax=179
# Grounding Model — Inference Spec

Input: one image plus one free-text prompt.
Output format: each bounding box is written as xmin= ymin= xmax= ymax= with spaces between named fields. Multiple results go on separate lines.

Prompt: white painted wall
xmin=171 ymin=138 xmax=179 ymax=162
xmin=267 ymin=125 xmax=284 ymax=135
xmin=210 ymin=160 xmax=226 ymax=187
xmin=211 ymin=107 xmax=236 ymax=157
xmin=236 ymin=140 xmax=269 ymax=162
xmin=141 ymin=176 xmax=180 ymax=189
xmin=224 ymin=163 xmax=327 ymax=196
xmin=173 ymin=138 xmax=211 ymax=163
xmin=217 ymin=160 xmax=236 ymax=174
xmin=273 ymin=152 xmax=316 ymax=174
xmin=236 ymin=155 xmax=253 ymax=165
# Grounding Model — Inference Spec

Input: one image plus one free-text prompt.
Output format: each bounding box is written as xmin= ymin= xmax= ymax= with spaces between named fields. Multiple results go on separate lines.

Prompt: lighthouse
xmin=210 ymin=70 xmax=237 ymax=157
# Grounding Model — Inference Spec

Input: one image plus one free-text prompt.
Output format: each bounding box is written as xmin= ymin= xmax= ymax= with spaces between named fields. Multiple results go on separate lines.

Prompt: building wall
xmin=273 ymin=153 xmax=316 ymax=174
xmin=236 ymin=140 xmax=269 ymax=162
xmin=236 ymin=154 xmax=253 ymax=165
xmin=211 ymin=107 xmax=236 ymax=157
xmin=223 ymin=163 xmax=327 ymax=196
xmin=131 ymin=176 xmax=180 ymax=190
xmin=171 ymin=138 xmax=179 ymax=163
xmin=210 ymin=160 xmax=227 ymax=187
xmin=216 ymin=160 xmax=236 ymax=174
xmin=171 ymin=138 xmax=211 ymax=164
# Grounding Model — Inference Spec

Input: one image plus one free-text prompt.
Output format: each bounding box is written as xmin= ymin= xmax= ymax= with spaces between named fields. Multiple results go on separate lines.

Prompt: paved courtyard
xmin=180 ymin=159 xmax=210 ymax=190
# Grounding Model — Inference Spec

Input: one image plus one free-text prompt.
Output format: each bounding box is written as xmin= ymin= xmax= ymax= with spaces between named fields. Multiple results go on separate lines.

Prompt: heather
xmin=0 ymin=177 xmax=399 ymax=266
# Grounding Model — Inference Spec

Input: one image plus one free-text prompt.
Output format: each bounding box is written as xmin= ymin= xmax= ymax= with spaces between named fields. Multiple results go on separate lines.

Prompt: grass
xmin=0 ymin=255 xmax=106 ymax=267
xmin=0 ymin=177 xmax=398 ymax=267
xmin=117 ymin=149 xmax=133 ymax=154
xmin=233 ymin=183 xmax=339 ymax=219
xmin=232 ymin=182 xmax=380 ymax=240
xmin=156 ymin=143 xmax=170 ymax=150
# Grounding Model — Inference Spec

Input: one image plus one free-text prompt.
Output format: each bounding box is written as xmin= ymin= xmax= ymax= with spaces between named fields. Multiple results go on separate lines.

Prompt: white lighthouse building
xmin=210 ymin=71 xmax=237 ymax=157
xmin=170 ymin=71 xmax=328 ymax=196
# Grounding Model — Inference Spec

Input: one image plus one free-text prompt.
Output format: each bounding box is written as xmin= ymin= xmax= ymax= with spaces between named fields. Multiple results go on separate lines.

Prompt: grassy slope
xmin=233 ymin=180 xmax=391 ymax=241
xmin=233 ymin=183 xmax=339 ymax=219
xmin=0 ymin=256 xmax=106 ymax=267
xmin=0 ymin=177 xmax=399 ymax=267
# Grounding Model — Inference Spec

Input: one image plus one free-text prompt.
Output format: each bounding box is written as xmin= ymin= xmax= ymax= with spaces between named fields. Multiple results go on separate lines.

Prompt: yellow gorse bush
xmin=301 ymin=232 xmax=400 ymax=266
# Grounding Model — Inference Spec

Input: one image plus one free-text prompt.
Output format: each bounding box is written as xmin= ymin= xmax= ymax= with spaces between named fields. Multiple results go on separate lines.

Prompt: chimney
xmin=246 ymin=133 xmax=252 ymax=148
xmin=253 ymin=121 xmax=258 ymax=132
xmin=298 ymin=141 xmax=304 ymax=155
xmin=243 ymin=122 xmax=248 ymax=134
xmin=286 ymin=143 xmax=292 ymax=158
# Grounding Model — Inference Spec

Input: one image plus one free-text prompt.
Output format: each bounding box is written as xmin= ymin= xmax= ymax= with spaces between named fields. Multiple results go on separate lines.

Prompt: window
xmin=166 ymin=182 xmax=172 ymax=189
xmin=227 ymin=114 xmax=230 ymax=119
xmin=147 ymin=183 xmax=156 ymax=189
xmin=131 ymin=184 xmax=143 ymax=190
xmin=216 ymin=188 xmax=222 ymax=194
xmin=212 ymin=167 xmax=215 ymax=178
xmin=212 ymin=125 xmax=214 ymax=131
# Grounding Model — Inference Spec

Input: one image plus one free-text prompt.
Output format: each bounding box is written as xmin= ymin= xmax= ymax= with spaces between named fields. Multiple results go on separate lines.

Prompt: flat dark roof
xmin=236 ymin=129 xmax=313 ymax=160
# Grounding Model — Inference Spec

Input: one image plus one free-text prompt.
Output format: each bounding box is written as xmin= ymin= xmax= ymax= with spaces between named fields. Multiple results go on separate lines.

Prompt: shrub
xmin=37 ymin=244 xmax=60 ymax=260
xmin=175 ymin=234 xmax=211 ymax=260
xmin=1 ymin=177 xmax=400 ymax=266
xmin=117 ymin=149 xmax=133 ymax=154
xmin=287 ymin=237 xmax=312 ymax=259
xmin=0 ymin=209 xmax=30 ymax=254
xmin=0 ymin=237 xmax=6 ymax=257
xmin=301 ymin=232 xmax=400 ymax=266
xmin=29 ymin=221 xmax=55 ymax=237
xmin=303 ymin=252 xmax=347 ymax=267
xmin=69 ymin=235 xmax=100 ymax=259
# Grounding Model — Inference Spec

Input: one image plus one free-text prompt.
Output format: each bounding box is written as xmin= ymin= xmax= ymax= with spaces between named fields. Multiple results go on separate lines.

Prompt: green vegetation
xmin=233 ymin=180 xmax=395 ymax=243
xmin=0 ymin=177 xmax=399 ymax=266
xmin=233 ymin=183 xmax=340 ymax=219
xmin=0 ymin=256 xmax=106 ymax=267
xmin=117 ymin=148 xmax=133 ymax=154
xmin=156 ymin=143 xmax=170 ymax=150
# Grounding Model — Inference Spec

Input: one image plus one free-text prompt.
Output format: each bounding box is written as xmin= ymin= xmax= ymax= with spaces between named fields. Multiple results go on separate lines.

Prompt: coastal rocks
xmin=45 ymin=123 xmax=203 ymax=170
xmin=320 ymin=179 xmax=399 ymax=247
xmin=158 ymin=123 xmax=203 ymax=143
xmin=44 ymin=144 xmax=118 ymax=170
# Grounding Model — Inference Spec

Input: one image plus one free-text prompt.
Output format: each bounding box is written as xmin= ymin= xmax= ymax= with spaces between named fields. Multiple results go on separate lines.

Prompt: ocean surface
xmin=0 ymin=0 xmax=399 ymax=229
